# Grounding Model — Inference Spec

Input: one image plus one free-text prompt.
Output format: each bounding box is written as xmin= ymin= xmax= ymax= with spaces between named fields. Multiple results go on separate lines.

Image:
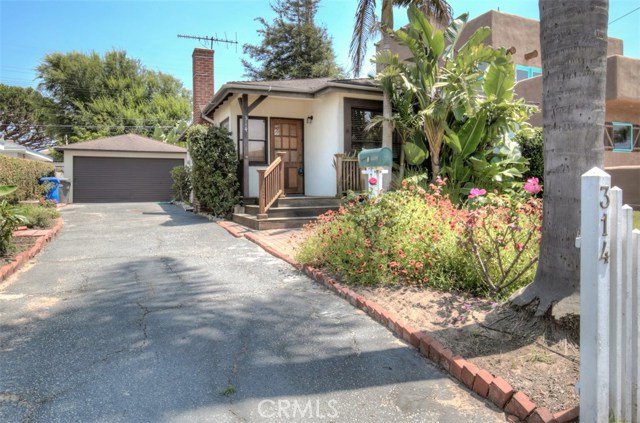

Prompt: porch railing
xmin=335 ymin=153 xmax=365 ymax=196
xmin=257 ymin=152 xmax=286 ymax=220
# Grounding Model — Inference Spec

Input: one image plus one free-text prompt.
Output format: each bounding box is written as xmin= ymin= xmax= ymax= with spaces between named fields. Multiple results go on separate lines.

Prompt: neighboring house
xmin=0 ymin=137 xmax=53 ymax=162
xmin=192 ymin=49 xmax=385 ymax=200
xmin=56 ymin=134 xmax=187 ymax=203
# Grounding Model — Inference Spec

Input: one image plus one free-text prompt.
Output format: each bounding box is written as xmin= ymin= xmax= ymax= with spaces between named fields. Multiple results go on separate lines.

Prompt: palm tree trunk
xmin=510 ymin=0 xmax=608 ymax=317
xmin=381 ymin=30 xmax=393 ymax=191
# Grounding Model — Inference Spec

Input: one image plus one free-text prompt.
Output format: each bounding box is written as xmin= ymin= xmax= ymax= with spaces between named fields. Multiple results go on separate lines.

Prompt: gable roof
xmin=55 ymin=134 xmax=187 ymax=153
xmin=203 ymin=77 xmax=382 ymax=115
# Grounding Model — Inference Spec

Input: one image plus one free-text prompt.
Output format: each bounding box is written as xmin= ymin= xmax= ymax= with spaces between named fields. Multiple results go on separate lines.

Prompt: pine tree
xmin=242 ymin=0 xmax=344 ymax=80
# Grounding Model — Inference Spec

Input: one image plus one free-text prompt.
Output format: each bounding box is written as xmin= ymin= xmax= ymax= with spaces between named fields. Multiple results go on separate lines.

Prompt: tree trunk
xmin=510 ymin=0 xmax=608 ymax=317
xmin=381 ymin=31 xmax=393 ymax=191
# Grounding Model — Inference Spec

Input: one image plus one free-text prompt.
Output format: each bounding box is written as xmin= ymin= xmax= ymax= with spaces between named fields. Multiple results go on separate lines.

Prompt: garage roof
xmin=56 ymin=134 xmax=187 ymax=153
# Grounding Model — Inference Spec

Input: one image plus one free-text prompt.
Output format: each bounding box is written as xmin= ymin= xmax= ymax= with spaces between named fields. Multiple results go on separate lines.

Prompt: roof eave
xmin=203 ymin=80 xmax=383 ymax=116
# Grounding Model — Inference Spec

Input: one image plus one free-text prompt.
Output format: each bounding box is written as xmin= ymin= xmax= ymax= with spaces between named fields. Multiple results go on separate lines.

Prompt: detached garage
xmin=57 ymin=134 xmax=187 ymax=203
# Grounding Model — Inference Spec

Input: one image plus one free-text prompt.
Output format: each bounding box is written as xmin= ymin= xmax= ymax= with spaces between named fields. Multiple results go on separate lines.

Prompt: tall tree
xmin=350 ymin=0 xmax=451 ymax=189
xmin=36 ymin=50 xmax=191 ymax=144
xmin=511 ymin=0 xmax=609 ymax=316
xmin=0 ymin=84 xmax=56 ymax=150
xmin=242 ymin=0 xmax=343 ymax=80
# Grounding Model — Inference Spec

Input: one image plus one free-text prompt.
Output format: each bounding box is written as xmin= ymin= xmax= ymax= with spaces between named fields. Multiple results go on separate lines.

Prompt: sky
xmin=1 ymin=0 xmax=639 ymax=94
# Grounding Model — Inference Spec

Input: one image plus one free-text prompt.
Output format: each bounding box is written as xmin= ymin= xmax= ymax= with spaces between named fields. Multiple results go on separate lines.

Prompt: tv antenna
xmin=177 ymin=34 xmax=238 ymax=52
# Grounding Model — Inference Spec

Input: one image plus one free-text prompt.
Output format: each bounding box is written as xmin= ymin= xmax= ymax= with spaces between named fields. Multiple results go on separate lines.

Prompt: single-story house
xmin=0 ymin=137 xmax=53 ymax=162
xmin=191 ymin=48 xmax=387 ymax=202
xmin=56 ymin=134 xmax=187 ymax=203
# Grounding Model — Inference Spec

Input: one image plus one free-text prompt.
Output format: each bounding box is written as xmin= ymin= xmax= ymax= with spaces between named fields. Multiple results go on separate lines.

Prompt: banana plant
xmin=374 ymin=5 xmax=534 ymax=198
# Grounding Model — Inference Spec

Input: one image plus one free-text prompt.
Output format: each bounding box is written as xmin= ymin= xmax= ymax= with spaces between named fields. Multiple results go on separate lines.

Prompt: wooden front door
xmin=271 ymin=118 xmax=304 ymax=194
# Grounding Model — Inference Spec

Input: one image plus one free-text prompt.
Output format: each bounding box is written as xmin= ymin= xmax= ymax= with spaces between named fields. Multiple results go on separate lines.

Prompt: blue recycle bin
xmin=40 ymin=177 xmax=60 ymax=203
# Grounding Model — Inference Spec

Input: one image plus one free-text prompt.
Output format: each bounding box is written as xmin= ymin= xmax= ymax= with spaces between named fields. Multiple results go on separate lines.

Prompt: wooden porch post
xmin=238 ymin=94 xmax=268 ymax=199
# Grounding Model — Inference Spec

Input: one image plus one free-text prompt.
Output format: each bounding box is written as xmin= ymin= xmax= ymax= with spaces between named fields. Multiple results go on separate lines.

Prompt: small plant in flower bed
xmin=296 ymin=178 xmax=542 ymax=298
xmin=14 ymin=204 xmax=60 ymax=229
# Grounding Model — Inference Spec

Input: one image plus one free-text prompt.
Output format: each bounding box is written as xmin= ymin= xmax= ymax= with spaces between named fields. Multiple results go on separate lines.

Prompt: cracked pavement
xmin=0 ymin=203 xmax=504 ymax=422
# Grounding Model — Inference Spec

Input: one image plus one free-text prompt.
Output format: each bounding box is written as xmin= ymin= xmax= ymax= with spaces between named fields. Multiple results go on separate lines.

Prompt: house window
xmin=612 ymin=122 xmax=633 ymax=152
xmin=344 ymin=98 xmax=400 ymax=159
xmin=515 ymin=65 xmax=542 ymax=81
xmin=237 ymin=116 xmax=267 ymax=165
xmin=351 ymin=108 xmax=382 ymax=152
xmin=220 ymin=118 xmax=229 ymax=131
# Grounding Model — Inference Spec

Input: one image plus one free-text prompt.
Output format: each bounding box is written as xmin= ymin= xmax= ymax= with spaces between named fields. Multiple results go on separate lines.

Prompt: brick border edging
xmin=0 ymin=219 xmax=64 ymax=283
xmin=217 ymin=222 xmax=578 ymax=423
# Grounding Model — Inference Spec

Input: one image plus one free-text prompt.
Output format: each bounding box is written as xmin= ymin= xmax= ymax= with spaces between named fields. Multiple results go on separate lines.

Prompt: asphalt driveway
xmin=0 ymin=203 xmax=502 ymax=422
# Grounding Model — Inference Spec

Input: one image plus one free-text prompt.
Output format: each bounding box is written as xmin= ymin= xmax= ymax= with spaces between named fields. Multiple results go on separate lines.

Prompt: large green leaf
xmin=457 ymin=27 xmax=492 ymax=56
xmin=404 ymin=142 xmax=428 ymax=165
xmin=444 ymin=14 xmax=469 ymax=59
xmin=458 ymin=111 xmax=487 ymax=157
xmin=431 ymin=30 xmax=445 ymax=58
xmin=0 ymin=185 xmax=17 ymax=197
xmin=483 ymin=63 xmax=514 ymax=101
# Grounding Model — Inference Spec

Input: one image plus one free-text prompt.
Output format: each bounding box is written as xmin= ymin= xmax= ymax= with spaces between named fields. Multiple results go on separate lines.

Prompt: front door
xmin=271 ymin=118 xmax=304 ymax=195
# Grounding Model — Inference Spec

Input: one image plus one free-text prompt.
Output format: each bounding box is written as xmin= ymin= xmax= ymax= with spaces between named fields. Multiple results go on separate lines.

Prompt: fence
xmin=579 ymin=167 xmax=639 ymax=422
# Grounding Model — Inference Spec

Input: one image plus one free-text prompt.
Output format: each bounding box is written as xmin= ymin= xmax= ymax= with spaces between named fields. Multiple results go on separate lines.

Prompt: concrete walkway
xmin=0 ymin=203 xmax=503 ymax=422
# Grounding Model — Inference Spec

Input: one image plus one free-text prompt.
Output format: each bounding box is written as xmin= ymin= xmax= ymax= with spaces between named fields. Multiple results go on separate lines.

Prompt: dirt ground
xmin=351 ymin=284 xmax=579 ymax=414
xmin=1 ymin=236 xmax=37 ymax=266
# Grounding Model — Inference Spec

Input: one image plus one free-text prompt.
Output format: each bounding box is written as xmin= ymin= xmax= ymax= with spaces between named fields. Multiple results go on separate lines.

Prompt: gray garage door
xmin=74 ymin=157 xmax=184 ymax=203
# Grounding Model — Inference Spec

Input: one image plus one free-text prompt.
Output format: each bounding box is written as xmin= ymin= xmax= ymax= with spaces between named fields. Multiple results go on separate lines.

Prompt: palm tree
xmin=349 ymin=0 xmax=451 ymax=189
xmin=510 ymin=0 xmax=609 ymax=316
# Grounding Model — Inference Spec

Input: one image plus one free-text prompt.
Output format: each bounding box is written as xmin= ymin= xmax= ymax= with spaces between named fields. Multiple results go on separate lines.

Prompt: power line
xmin=609 ymin=6 xmax=640 ymax=24
xmin=0 ymin=110 xmax=189 ymax=127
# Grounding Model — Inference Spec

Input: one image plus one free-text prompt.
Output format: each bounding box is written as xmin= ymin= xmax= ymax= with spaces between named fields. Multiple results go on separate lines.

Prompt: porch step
xmin=232 ymin=196 xmax=342 ymax=230
xmin=244 ymin=204 xmax=340 ymax=218
xmin=232 ymin=213 xmax=316 ymax=230
xmin=277 ymin=196 xmax=341 ymax=208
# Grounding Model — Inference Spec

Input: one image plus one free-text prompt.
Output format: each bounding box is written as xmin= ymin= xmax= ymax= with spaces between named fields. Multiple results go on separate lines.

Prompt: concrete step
xmin=232 ymin=213 xmax=316 ymax=230
xmin=276 ymin=196 xmax=341 ymax=208
xmin=244 ymin=204 xmax=339 ymax=218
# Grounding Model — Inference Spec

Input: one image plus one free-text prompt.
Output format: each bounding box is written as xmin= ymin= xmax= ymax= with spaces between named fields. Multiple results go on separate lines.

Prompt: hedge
xmin=0 ymin=156 xmax=55 ymax=202
xmin=515 ymin=127 xmax=544 ymax=184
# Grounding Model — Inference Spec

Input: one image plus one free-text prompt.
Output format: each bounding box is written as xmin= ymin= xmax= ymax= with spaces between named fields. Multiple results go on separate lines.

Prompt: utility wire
xmin=5 ymin=123 xmax=179 ymax=129
xmin=0 ymin=110 xmax=189 ymax=127
xmin=609 ymin=6 xmax=640 ymax=24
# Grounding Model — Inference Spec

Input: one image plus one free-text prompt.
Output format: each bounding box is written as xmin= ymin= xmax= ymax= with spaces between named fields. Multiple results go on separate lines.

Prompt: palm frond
xmin=349 ymin=0 xmax=378 ymax=76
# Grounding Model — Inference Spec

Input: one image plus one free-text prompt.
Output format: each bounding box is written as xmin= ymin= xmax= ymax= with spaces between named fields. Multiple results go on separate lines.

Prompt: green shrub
xmin=296 ymin=178 xmax=542 ymax=298
xmin=14 ymin=205 xmax=60 ymax=229
xmin=0 ymin=186 xmax=27 ymax=255
xmin=188 ymin=124 xmax=240 ymax=217
xmin=515 ymin=127 xmax=543 ymax=184
xmin=0 ymin=156 xmax=55 ymax=203
xmin=171 ymin=165 xmax=192 ymax=203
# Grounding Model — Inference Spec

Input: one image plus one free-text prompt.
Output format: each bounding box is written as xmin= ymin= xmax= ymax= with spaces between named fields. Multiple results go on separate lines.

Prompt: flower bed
xmin=296 ymin=178 xmax=542 ymax=299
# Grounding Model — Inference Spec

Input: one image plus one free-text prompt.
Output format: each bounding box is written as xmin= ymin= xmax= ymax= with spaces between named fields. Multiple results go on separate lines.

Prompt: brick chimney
xmin=192 ymin=48 xmax=214 ymax=124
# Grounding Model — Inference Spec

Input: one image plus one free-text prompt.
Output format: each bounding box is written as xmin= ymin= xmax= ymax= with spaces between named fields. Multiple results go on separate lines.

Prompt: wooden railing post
xmin=257 ymin=169 xmax=267 ymax=220
xmin=335 ymin=154 xmax=343 ymax=197
xmin=277 ymin=152 xmax=286 ymax=198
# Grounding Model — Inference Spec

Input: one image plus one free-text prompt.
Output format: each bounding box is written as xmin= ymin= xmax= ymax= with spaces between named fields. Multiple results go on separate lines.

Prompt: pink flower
xmin=468 ymin=188 xmax=487 ymax=199
xmin=524 ymin=177 xmax=542 ymax=194
xmin=368 ymin=177 xmax=378 ymax=185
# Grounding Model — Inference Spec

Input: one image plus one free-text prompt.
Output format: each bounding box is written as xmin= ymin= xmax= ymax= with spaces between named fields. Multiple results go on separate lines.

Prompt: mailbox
xmin=357 ymin=147 xmax=392 ymax=169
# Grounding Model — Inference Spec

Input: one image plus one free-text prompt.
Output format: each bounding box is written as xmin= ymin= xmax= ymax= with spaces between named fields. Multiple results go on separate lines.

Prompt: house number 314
xmin=599 ymin=186 xmax=610 ymax=263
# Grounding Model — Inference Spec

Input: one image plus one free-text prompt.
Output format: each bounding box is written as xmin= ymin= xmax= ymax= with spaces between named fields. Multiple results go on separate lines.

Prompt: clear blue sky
xmin=1 ymin=0 xmax=639 ymax=94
